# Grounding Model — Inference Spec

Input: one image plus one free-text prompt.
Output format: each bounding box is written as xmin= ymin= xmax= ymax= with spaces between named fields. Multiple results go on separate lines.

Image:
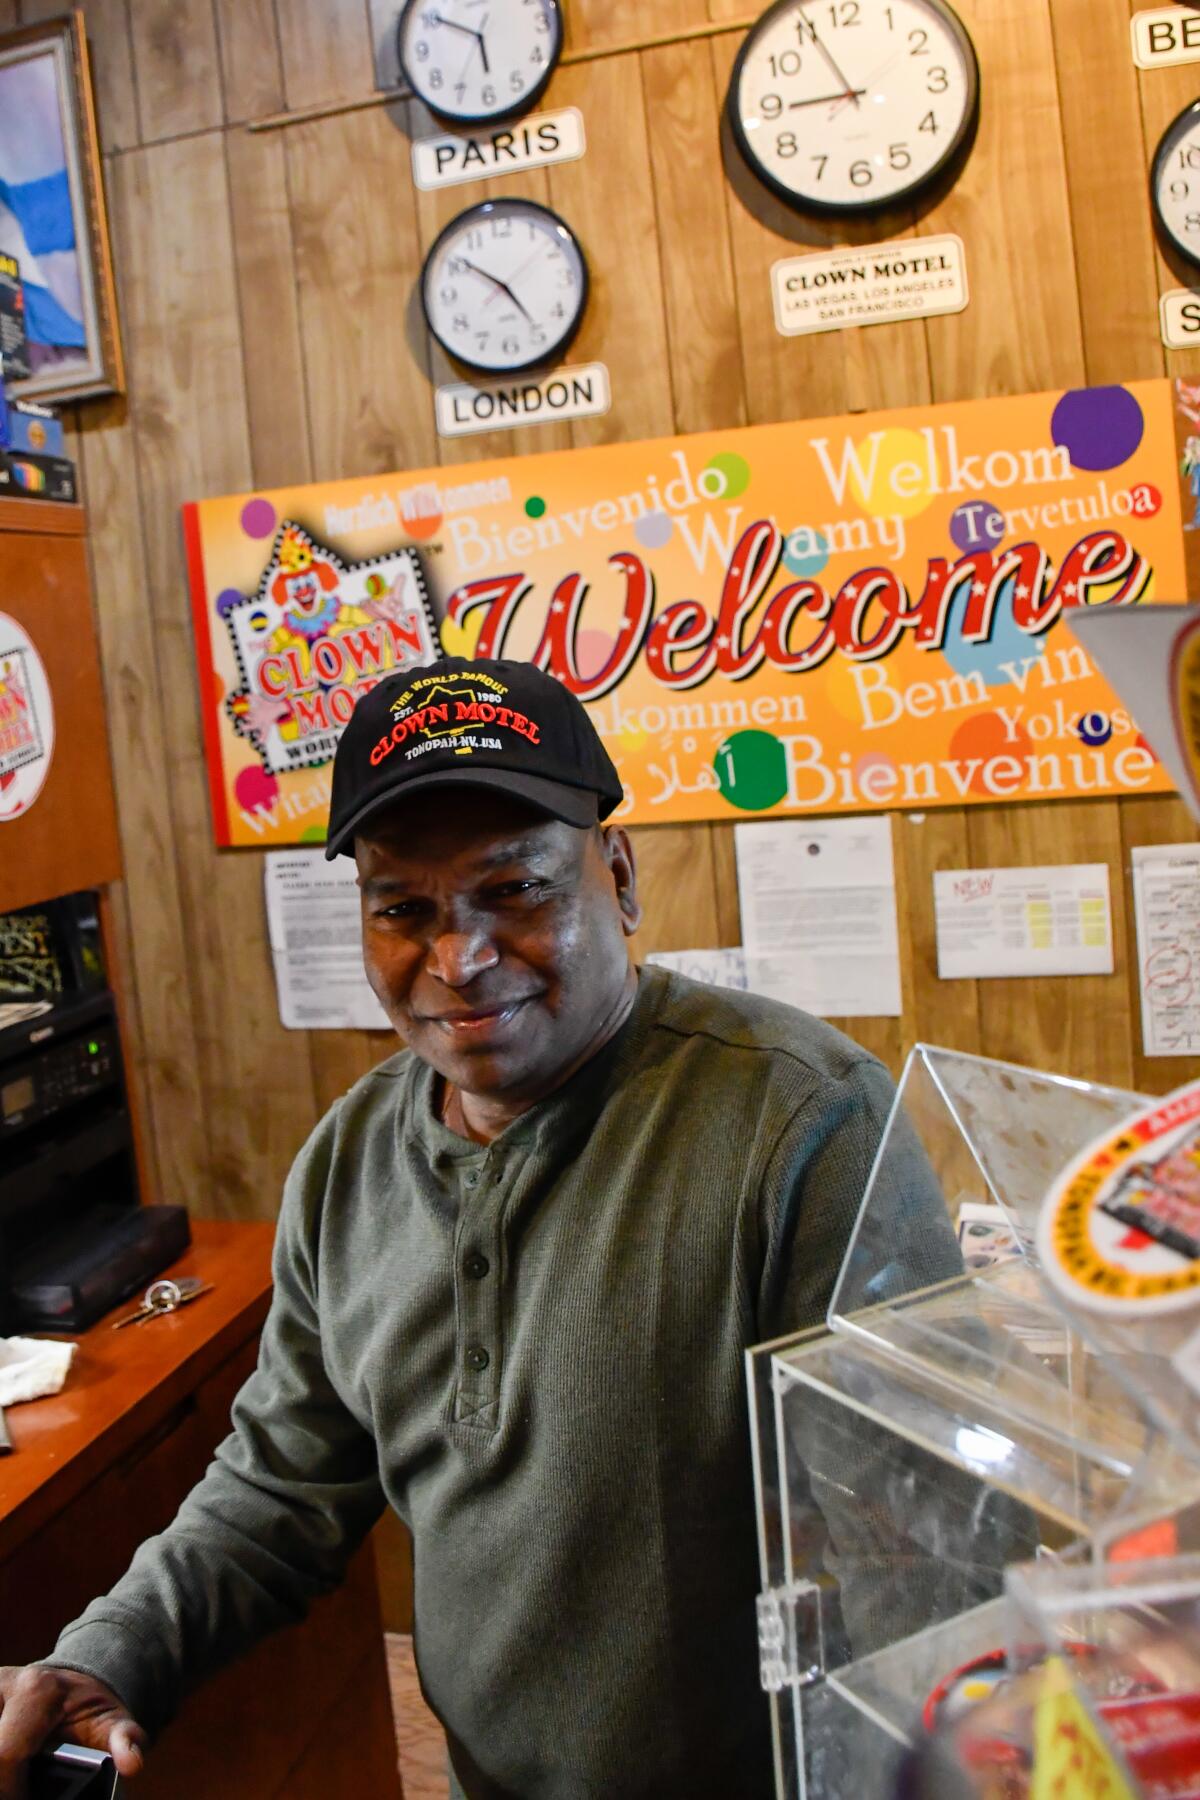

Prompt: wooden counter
xmin=0 ymin=1220 xmax=403 ymax=1799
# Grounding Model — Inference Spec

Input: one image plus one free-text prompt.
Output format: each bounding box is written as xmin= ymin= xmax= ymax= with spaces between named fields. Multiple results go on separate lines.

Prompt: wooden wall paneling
xmin=275 ymin=0 xmax=376 ymax=113
xmin=562 ymin=0 xmax=709 ymax=55
xmin=214 ymin=0 xmax=286 ymax=124
xmin=110 ymin=134 xmax=322 ymax=1219
xmin=628 ymin=825 xmax=724 ymax=955
xmin=922 ymin=0 xmax=1085 ymax=401
xmin=1119 ymin=794 xmax=1200 ymax=1096
xmin=643 ymin=39 xmax=748 ymax=436
xmin=0 ymin=0 xmax=18 ymax=27
xmin=545 ymin=58 xmax=677 ymax=447
xmin=285 ymin=103 xmax=439 ymax=484
xmin=17 ymin=0 xmax=139 ymax=153
xmin=1046 ymin=0 xmax=1163 ymax=384
xmin=892 ymin=812 xmax=982 ymax=1055
xmin=76 ymin=398 xmax=204 ymax=1207
xmin=126 ymin=0 xmax=224 ymax=143
xmin=225 ymin=126 xmax=314 ymax=489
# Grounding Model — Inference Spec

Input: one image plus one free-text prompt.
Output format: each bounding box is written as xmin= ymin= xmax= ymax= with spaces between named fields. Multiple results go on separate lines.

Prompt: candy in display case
xmin=748 ymin=1044 xmax=1200 ymax=1800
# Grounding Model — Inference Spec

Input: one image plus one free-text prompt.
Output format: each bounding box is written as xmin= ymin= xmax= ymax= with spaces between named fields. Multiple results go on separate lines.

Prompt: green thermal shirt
xmin=48 ymin=967 xmax=961 ymax=1798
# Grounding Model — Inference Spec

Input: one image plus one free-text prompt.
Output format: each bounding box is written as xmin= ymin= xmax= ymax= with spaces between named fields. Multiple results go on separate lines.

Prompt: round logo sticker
xmin=1038 ymin=1080 xmax=1200 ymax=1316
xmin=0 ymin=612 xmax=55 ymax=822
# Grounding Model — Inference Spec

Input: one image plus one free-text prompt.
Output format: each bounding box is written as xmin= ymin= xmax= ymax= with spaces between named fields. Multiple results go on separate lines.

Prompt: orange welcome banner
xmin=185 ymin=378 xmax=1194 ymax=848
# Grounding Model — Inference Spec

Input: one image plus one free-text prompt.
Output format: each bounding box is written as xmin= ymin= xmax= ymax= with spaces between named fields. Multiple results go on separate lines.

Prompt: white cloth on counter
xmin=0 ymin=1335 xmax=76 ymax=1404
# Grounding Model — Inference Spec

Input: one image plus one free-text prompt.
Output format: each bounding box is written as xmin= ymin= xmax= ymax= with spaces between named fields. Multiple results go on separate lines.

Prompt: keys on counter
xmin=111 ymin=1275 xmax=213 ymax=1329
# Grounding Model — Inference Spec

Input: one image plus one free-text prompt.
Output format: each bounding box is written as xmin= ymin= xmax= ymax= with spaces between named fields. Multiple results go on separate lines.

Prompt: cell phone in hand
xmin=30 ymin=1745 xmax=119 ymax=1799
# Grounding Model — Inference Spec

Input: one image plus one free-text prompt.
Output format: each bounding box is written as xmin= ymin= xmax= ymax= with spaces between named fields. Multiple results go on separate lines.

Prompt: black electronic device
xmin=0 ymin=892 xmax=190 ymax=1334
xmin=30 ymin=1744 xmax=119 ymax=1800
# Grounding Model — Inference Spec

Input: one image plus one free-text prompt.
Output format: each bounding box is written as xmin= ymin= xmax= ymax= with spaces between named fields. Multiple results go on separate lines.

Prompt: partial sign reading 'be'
xmin=1132 ymin=5 xmax=1200 ymax=69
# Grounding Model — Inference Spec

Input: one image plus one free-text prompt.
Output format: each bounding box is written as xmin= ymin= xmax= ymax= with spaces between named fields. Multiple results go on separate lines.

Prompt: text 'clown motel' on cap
xmin=324 ymin=655 xmax=625 ymax=857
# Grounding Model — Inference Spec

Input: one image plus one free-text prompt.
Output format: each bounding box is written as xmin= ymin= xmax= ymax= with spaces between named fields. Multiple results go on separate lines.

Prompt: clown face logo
xmin=223 ymin=523 xmax=439 ymax=776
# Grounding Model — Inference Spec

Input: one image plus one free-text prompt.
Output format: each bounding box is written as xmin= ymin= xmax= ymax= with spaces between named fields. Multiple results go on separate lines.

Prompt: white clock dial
xmin=1154 ymin=101 xmax=1200 ymax=268
xmin=397 ymin=0 xmax=562 ymax=125
xmin=421 ymin=200 xmax=588 ymax=374
xmin=729 ymin=0 xmax=979 ymax=213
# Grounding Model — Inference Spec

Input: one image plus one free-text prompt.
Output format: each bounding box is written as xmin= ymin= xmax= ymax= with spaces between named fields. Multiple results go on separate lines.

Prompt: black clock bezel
xmin=725 ymin=0 xmax=981 ymax=217
xmin=420 ymin=197 xmax=590 ymax=377
xmin=1152 ymin=99 xmax=1200 ymax=270
xmin=396 ymin=0 xmax=564 ymax=128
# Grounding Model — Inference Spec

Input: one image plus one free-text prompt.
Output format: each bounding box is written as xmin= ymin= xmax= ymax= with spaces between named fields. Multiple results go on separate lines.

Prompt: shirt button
xmin=463 ymin=1169 xmax=481 ymax=1189
xmin=465 ymin=1345 xmax=490 ymax=1372
xmin=463 ymin=1252 xmax=490 ymax=1280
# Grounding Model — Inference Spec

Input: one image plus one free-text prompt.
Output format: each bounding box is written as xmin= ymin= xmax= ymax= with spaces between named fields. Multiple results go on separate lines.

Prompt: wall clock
xmin=396 ymin=0 xmax=563 ymax=125
xmin=727 ymin=0 xmax=980 ymax=214
xmin=1152 ymin=100 xmax=1200 ymax=267
xmin=421 ymin=198 xmax=588 ymax=375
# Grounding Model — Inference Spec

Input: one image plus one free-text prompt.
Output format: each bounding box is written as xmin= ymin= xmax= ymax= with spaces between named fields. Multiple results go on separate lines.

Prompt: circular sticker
xmin=1170 ymin=611 xmax=1200 ymax=821
xmin=1038 ymin=1080 xmax=1200 ymax=1316
xmin=0 ymin=613 xmax=54 ymax=822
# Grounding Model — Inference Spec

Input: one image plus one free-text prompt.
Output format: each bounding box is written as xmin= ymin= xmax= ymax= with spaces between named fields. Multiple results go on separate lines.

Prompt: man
xmin=0 ymin=656 xmax=958 ymax=1798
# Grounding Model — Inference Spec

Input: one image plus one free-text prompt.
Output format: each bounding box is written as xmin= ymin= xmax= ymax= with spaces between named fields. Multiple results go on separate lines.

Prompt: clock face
xmin=421 ymin=199 xmax=588 ymax=375
xmin=728 ymin=0 xmax=980 ymax=214
xmin=396 ymin=0 xmax=563 ymax=125
xmin=1153 ymin=101 xmax=1200 ymax=268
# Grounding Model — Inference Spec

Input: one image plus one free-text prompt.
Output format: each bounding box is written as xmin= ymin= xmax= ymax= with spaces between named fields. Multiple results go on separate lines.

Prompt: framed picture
xmin=0 ymin=12 xmax=123 ymax=403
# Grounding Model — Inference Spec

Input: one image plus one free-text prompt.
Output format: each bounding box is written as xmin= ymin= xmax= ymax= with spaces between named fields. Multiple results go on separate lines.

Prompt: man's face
xmin=356 ymin=790 xmax=639 ymax=1105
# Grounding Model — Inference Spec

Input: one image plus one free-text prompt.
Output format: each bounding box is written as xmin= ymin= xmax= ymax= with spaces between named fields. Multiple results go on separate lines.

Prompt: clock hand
xmin=796 ymin=0 xmax=862 ymax=108
xmin=428 ymin=10 xmax=477 ymax=37
xmin=789 ymin=87 xmax=866 ymax=107
xmin=462 ymin=258 xmax=535 ymax=323
xmin=477 ymin=12 xmax=490 ymax=74
xmin=830 ymin=45 xmax=904 ymax=116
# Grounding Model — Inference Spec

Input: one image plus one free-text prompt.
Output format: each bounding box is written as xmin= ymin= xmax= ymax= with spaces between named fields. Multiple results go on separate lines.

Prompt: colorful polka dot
xmin=215 ymin=587 xmax=243 ymax=618
xmin=950 ymin=500 xmax=1005 ymax=554
xmin=714 ymin=729 xmax=788 ymax=810
xmin=525 ymin=496 xmax=547 ymax=519
xmin=1051 ymin=386 xmax=1144 ymax=472
xmin=700 ymin=453 xmax=751 ymax=500
xmin=240 ymin=497 xmax=277 ymax=539
xmin=300 ymin=824 xmax=328 ymax=844
xmin=634 ymin=511 xmax=673 ymax=549
xmin=782 ymin=528 xmax=829 ymax=578
xmin=234 ymin=765 xmax=279 ymax=812
xmin=947 ymin=712 xmax=1032 ymax=794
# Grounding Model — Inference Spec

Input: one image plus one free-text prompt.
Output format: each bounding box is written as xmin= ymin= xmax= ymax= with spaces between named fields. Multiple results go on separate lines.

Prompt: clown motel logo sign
xmin=772 ymin=234 xmax=968 ymax=337
xmin=186 ymin=379 xmax=1190 ymax=847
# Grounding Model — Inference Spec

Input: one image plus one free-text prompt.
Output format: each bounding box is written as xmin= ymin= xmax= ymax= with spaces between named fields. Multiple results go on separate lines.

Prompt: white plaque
xmin=1132 ymin=5 xmax=1200 ymax=67
xmin=1161 ymin=286 xmax=1200 ymax=348
xmin=412 ymin=107 xmax=586 ymax=191
xmin=771 ymin=233 xmax=968 ymax=338
xmin=435 ymin=361 xmax=610 ymax=438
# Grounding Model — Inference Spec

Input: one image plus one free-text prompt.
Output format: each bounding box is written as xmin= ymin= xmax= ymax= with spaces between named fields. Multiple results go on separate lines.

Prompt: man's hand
xmin=0 ymin=1668 xmax=147 ymax=1798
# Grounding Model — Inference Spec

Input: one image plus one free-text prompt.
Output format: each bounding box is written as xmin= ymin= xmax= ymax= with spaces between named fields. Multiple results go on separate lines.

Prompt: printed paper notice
xmin=265 ymin=851 xmax=391 ymax=1031
xmin=770 ymin=234 xmax=967 ymax=337
xmin=1133 ymin=843 xmax=1200 ymax=1056
xmin=934 ymin=865 xmax=1113 ymax=980
xmin=732 ymin=817 xmax=901 ymax=1017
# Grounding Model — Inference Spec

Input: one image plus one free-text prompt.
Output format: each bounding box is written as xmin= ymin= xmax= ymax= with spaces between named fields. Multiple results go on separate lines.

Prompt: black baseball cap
xmin=325 ymin=655 xmax=625 ymax=858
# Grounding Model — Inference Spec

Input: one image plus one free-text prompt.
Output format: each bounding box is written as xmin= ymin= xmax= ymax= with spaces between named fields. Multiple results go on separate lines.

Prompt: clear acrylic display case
xmin=749 ymin=1045 xmax=1200 ymax=1800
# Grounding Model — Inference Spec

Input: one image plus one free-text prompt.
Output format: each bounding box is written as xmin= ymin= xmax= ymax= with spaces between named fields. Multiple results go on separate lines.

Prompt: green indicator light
xmin=88 ymin=1041 xmax=99 ymax=1055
